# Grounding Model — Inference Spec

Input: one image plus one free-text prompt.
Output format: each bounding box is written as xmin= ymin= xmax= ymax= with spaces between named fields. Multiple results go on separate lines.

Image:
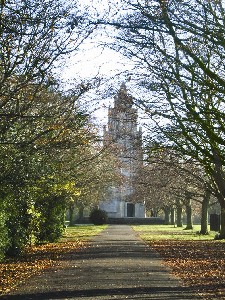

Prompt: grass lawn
xmin=0 ymin=225 xmax=107 ymax=295
xmin=133 ymin=224 xmax=225 ymax=299
xmin=132 ymin=224 xmax=217 ymax=240
xmin=61 ymin=225 xmax=107 ymax=242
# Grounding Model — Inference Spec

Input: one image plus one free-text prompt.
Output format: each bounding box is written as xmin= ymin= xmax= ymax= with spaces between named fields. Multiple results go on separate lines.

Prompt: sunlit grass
xmin=61 ymin=225 xmax=108 ymax=242
xmin=132 ymin=224 xmax=218 ymax=241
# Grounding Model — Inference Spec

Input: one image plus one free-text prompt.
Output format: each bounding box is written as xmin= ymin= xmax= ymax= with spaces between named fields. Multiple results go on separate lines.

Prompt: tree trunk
xmin=176 ymin=205 xmax=183 ymax=227
xmin=220 ymin=201 xmax=225 ymax=239
xmin=164 ymin=206 xmax=170 ymax=225
xmin=68 ymin=205 xmax=74 ymax=226
xmin=185 ymin=199 xmax=193 ymax=230
xmin=200 ymin=190 xmax=210 ymax=235
xmin=151 ymin=209 xmax=158 ymax=217
xmin=170 ymin=207 xmax=175 ymax=225
xmin=213 ymin=193 xmax=225 ymax=239
xmin=212 ymin=150 xmax=225 ymax=238
xmin=78 ymin=206 xmax=84 ymax=220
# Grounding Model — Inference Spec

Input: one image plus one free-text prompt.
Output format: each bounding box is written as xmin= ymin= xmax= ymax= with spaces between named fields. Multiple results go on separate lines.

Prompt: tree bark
xmin=176 ymin=205 xmax=183 ymax=227
xmin=219 ymin=201 xmax=225 ymax=239
xmin=212 ymin=150 xmax=225 ymax=238
xmin=170 ymin=207 xmax=175 ymax=225
xmin=78 ymin=205 xmax=84 ymax=220
xmin=164 ymin=206 xmax=170 ymax=225
xmin=68 ymin=205 xmax=74 ymax=226
xmin=200 ymin=190 xmax=210 ymax=235
xmin=185 ymin=199 xmax=193 ymax=230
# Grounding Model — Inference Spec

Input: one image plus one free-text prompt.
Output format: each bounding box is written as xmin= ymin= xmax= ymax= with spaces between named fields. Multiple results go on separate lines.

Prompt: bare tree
xmin=98 ymin=0 xmax=225 ymax=238
xmin=133 ymin=145 xmax=216 ymax=233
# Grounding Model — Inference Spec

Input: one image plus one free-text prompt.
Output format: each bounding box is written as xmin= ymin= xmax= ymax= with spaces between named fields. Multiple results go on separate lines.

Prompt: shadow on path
xmin=1 ymin=286 xmax=199 ymax=300
xmin=0 ymin=225 xmax=201 ymax=300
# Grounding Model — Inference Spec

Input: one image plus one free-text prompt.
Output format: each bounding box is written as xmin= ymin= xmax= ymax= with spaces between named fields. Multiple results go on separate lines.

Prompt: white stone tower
xmin=100 ymin=83 xmax=145 ymax=218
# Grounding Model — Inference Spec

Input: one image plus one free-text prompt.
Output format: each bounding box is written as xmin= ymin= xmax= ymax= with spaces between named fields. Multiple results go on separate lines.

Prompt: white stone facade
xmin=99 ymin=84 xmax=146 ymax=218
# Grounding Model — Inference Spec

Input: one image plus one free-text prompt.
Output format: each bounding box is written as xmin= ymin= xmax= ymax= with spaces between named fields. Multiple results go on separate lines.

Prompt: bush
xmin=35 ymin=195 xmax=66 ymax=243
xmin=89 ymin=208 xmax=108 ymax=225
xmin=5 ymin=199 xmax=31 ymax=257
xmin=0 ymin=210 xmax=9 ymax=261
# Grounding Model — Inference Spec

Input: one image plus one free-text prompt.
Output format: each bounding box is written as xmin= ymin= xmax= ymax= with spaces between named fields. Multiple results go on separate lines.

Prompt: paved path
xmin=1 ymin=225 xmax=200 ymax=299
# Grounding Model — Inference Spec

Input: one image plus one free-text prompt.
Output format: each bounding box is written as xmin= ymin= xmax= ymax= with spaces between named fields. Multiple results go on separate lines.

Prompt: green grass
xmin=132 ymin=225 xmax=218 ymax=241
xmin=60 ymin=225 xmax=108 ymax=242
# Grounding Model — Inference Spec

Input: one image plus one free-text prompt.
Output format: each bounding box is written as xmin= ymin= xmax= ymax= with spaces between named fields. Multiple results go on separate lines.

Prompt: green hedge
xmin=0 ymin=210 xmax=9 ymax=261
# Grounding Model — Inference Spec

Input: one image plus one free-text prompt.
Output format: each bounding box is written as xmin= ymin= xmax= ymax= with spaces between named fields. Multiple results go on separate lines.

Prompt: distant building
xmin=100 ymin=83 xmax=146 ymax=218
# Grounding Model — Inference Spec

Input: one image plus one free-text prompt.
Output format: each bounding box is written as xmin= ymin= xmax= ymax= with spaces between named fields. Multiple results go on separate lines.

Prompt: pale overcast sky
xmin=61 ymin=0 xmax=146 ymax=129
xmin=63 ymin=0 xmax=134 ymax=83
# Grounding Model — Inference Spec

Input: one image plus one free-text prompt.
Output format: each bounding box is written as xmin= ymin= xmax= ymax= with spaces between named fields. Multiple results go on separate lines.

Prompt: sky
xmin=61 ymin=0 xmax=136 ymax=126
xmin=60 ymin=0 xmax=151 ymax=135
xmin=63 ymin=0 xmax=128 ymax=80
xmin=62 ymin=44 xmax=131 ymax=126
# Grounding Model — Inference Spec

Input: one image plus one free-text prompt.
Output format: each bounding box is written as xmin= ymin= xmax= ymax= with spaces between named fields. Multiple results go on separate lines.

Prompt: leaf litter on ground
xmin=135 ymin=225 xmax=225 ymax=300
xmin=0 ymin=240 xmax=86 ymax=295
xmin=0 ymin=225 xmax=108 ymax=295
xmin=1 ymin=225 xmax=224 ymax=299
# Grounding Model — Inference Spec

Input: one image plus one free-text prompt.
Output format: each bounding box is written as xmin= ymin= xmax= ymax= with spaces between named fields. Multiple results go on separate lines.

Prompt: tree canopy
xmin=96 ymin=0 xmax=225 ymax=238
xmin=0 ymin=0 xmax=118 ymax=259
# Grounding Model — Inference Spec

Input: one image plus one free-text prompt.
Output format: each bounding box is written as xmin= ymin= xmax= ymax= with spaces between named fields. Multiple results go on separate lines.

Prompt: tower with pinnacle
xmin=100 ymin=83 xmax=145 ymax=218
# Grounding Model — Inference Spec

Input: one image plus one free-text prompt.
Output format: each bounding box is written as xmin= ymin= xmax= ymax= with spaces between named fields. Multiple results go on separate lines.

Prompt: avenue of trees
xmin=132 ymin=146 xmax=218 ymax=234
xmin=2 ymin=0 xmax=225 ymax=263
xmin=0 ymin=0 xmax=119 ymax=260
xmin=96 ymin=0 xmax=225 ymax=238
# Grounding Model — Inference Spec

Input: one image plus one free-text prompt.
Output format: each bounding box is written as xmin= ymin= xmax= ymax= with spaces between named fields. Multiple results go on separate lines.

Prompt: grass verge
xmin=133 ymin=225 xmax=225 ymax=299
xmin=133 ymin=224 xmax=217 ymax=240
xmin=61 ymin=225 xmax=108 ymax=241
xmin=0 ymin=225 xmax=107 ymax=295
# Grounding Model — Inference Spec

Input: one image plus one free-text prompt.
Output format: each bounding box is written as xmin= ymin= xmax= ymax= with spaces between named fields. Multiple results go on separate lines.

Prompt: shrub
xmin=5 ymin=199 xmax=31 ymax=257
xmin=0 ymin=210 xmax=9 ymax=261
xmin=35 ymin=195 xmax=66 ymax=243
xmin=89 ymin=208 xmax=108 ymax=225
